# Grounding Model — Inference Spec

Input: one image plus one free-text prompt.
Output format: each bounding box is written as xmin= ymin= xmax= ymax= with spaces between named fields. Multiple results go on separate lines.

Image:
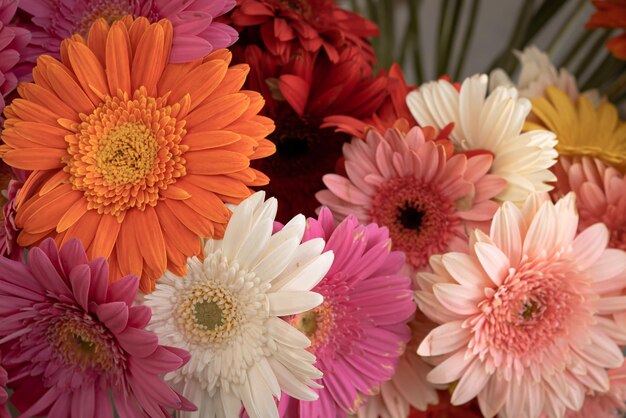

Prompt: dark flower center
xmin=397 ymin=203 xmax=424 ymax=231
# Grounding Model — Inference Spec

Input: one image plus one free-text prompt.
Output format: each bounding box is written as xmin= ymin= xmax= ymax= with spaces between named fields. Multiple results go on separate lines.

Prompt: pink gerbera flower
xmin=0 ymin=0 xmax=34 ymax=116
xmin=18 ymin=0 xmax=238 ymax=62
xmin=552 ymin=156 xmax=626 ymax=251
xmin=0 ymin=351 xmax=8 ymax=418
xmin=416 ymin=193 xmax=626 ymax=418
xmin=278 ymin=208 xmax=415 ymax=417
xmin=0 ymin=238 xmax=196 ymax=416
xmin=555 ymin=359 xmax=626 ymax=418
xmin=316 ymin=126 xmax=506 ymax=271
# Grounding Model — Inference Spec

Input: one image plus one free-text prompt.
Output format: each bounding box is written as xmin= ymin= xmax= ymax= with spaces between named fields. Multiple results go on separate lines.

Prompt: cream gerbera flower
xmin=145 ymin=191 xmax=334 ymax=418
xmin=407 ymin=74 xmax=558 ymax=204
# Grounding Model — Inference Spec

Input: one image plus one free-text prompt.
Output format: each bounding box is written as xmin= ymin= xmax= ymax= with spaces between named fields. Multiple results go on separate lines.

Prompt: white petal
xmin=273 ymin=251 xmax=334 ymax=292
xmin=267 ymin=291 xmax=323 ymax=316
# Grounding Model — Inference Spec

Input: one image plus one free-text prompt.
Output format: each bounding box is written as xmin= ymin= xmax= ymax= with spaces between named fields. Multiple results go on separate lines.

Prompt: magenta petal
xmin=129 ymin=345 xmax=184 ymax=374
xmin=96 ymin=302 xmax=129 ymax=334
xmin=87 ymin=257 xmax=109 ymax=304
xmin=126 ymin=305 xmax=151 ymax=329
xmin=106 ymin=274 xmax=139 ymax=306
xmin=69 ymin=264 xmax=91 ymax=311
xmin=71 ymin=383 xmax=95 ymax=418
xmin=59 ymin=238 xmax=89 ymax=275
xmin=116 ymin=327 xmax=159 ymax=358
xmin=28 ymin=247 xmax=72 ymax=296
xmin=162 ymin=345 xmax=192 ymax=366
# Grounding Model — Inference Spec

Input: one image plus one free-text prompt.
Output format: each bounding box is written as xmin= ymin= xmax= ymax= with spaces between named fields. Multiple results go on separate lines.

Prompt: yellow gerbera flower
xmin=524 ymin=86 xmax=626 ymax=172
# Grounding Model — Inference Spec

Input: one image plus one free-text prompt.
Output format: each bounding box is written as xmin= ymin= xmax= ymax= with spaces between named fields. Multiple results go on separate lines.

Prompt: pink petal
xmin=418 ymin=320 xmax=470 ymax=356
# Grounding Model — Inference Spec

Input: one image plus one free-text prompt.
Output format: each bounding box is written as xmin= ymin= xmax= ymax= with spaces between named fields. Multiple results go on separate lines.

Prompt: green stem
xmin=521 ymin=0 xmax=568 ymax=46
xmin=574 ymin=30 xmax=614 ymax=79
xmin=382 ymin=0 xmax=395 ymax=68
xmin=606 ymin=71 xmax=626 ymax=101
xmin=398 ymin=0 xmax=417 ymax=67
xmin=546 ymin=0 xmax=587 ymax=56
xmin=453 ymin=0 xmax=481 ymax=80
xmin=559 ymin=29 xmax=594 ymax=68
xmin=581 ymin=54 xmax=625 ymax=91
xmin=436 ymin=0 xmax=451 ymax=76
xmin=440 ymin=0 xmax=463 ymax=76
xmin=411 ymin=0 xmax=424 ymax=84
xmin=488 ymin=0 xmax=536 ymax=73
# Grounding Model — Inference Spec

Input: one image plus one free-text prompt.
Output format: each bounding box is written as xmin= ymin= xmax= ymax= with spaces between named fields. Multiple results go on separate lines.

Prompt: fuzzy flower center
xmin=371 ymin=176 xmax=460 ymax=269
xmin=96 ymin=122 xmax=158 ymax=185
xmin=610 ymin=227 xmax=626 ymax=251
xmin=47 ymin=309 xmax=125 ymax=377
xmin=76 ymin=0 xmax=135 ymax=36
xmin=291 ymin=277 xmax=360 ymax=359
xmin=177 ymin=285 xmax=242 ymax=344
xmin=66 ymin=87 xmax=187 ymax=218
xmin=472 ymin=256 xmax=590 ymax=366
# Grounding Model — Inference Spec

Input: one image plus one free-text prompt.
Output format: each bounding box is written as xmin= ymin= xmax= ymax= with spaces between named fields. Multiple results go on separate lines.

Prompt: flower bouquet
xmin=1 ymin=0 xmax=626 ymax=417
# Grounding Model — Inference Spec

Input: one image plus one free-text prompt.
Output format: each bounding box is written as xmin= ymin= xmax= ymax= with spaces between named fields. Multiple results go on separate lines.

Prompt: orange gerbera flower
xmin=586 ymin=0 xmax=626 ymax=59
xmin=0 ymin=16 xmax=275 ymax=292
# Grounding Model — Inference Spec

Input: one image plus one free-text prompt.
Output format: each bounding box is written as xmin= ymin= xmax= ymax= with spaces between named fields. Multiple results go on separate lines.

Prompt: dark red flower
xmin=238 ymin=45 xmax=389 ymax=221
xmin=586 ymin=0 xmax=626 ymax=59
xmin=231 ymin=0 xmax=378 ymax=65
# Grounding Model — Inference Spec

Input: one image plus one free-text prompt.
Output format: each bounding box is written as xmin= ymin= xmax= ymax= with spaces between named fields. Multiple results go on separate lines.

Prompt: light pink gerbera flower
xmin=416 ymin=192 xmax=626 ymax=418
xmin=18 ymin=0 xmax=238 ymax=62
xmin=552 ymin=156 xmax=626 ymax=251
xmin=0 ymin=238 xmax=196 ymax=416
xmin=316 ymin=126 xmax=506 ymax=271
xmin=278 ymin=208 xmax=415 ymax=417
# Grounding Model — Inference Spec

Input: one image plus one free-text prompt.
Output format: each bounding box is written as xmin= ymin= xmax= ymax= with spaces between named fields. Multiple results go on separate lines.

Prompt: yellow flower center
xmin=293 ymin=310 xmax=318 ymax=337
xmin=66 ymin=87 xmax=188 ymax=218
xmin=177 ymin=285 xmax=242 ymax=345
xmin=48 ymin=313 xmax=122 ymax=374
xmin=96 ymin=122 xmax=158 ymax=185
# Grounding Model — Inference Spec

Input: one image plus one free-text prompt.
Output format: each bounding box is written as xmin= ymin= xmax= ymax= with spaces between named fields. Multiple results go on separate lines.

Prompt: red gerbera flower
xmin=323 ymin=63 xmax=417 ymax=139
xmin=231 ymin=0 xmax=378 ymax=65
xmin=586 ymin=0 xmax=626 ymax=59
xmin=239 ymin=46 xmax=389 ymax=221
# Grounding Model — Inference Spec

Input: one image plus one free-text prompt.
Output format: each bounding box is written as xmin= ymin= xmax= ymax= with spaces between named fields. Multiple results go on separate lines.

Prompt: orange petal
xmin=8 ymin=98 xmax=63 ymax=125
xmin=57 ymin=197 xmax=89 ymax=232
xmin=167 ymin=260 xmax=188 ymax=277
xmin=163 ymin=199 xmax=215 ymax=238
xmin=88 ymin=214 xmax=121 ymax=259
xmin=248 ymin=168 xmax=270 ymax=186
xmin=186 ymin=93 xmax=250 ymax=131
xmin=107 ymin=249 xmax=125 ymax=283
xmin=169 ymin=59 xmax=228 ymax=110
xmin=249 ymin=138 xmax=276 ymax=160
xmin=185 ymin=149 xmax=249 ymax=174
xmin=39 ymin=170 xmax=71 ymax=195
xmin=226 ymin=168 xmax=256 ymax=183
xmin=131 ymin=23 xmax=166 ymax=97
xmin=22 ymin=189 xmax=82 ymax=234
xmin=67 ymin=41 xmax=109 ymax=104
xmin=47 ymin=63 xmax=95 ymax=114
xmin=17 ymin=229 xmax=51 ymax=247
xmin=205 ymin=49 xmax=232 ymax=65
xmin=106 ymin=21 xmax=132 ymax=96
xmin=116 ymin=214 xmax=143 ymax=278
xmin=154 ymin=201 xmax=202 ymax=256
xmin=181 ymin=130 xmax=241 ymax=150
xmin=204 ymin=65 xmax=249 ymax=99
xmin=15 ymin=170 xmax=54 ymax=209
xmin=140 ymin=260 xmax=159 ymax=294
xmin=158 ymin=60 xmax=202 ymax=97
xmin=126 ymin=206 xmax=167 ymax=276
xmin=17 ymin=83 xmax=78 ymax=121
xmin=3 ymin=148 xmax=66 ymax=170
xmin=184 ymin=174 xmax=251 ymax=198
xmin=127 ymin=16 xmax=150 ymax=51
xmin=87 ymin=18 xmax=109 ymax=66
xmin=176 ymin=179 xmax=230 ymax=223
xmin=60 ymin=208 xmax=100 ymax=252
xmin=215 ymin=134 xmax=257 ymax=156
xmin=222 ymin=119 xmax=274 ymax=138
xmin=160 ymin=184 xmax=191 ymax=200
xmin=238 ymin=91 xmax=265 ymax=120
xmin=6 ymin=122 xmax=70 ymax=149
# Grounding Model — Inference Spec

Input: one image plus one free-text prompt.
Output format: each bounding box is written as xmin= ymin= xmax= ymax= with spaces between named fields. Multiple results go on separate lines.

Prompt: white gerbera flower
xmin=406 ymin=74 xmax=558 ymax=204
xmin=145 ymin=191 xmax=334 ymax=418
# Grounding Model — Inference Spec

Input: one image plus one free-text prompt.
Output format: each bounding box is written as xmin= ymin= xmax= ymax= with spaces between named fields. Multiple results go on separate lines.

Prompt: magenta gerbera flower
xmin=0 ymin=0 xmax=34 ymax=116
xmin=316 ymin=126 xmax=506 ymax=272
xmin=278 ymin=208 xmax=415 ymax=417
xmin=416 ymin=193 xmax=626 ymax=418
xmin=0 ymin=351 xmax=8 ymax=418
xmin=0 ymin=238 xmax=196 ymax=416
xmin=18 ymin=0 xmax=238 ymax=62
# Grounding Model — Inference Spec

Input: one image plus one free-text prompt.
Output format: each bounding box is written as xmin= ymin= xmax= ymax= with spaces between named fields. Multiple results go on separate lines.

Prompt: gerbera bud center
xmin=48 ymin=311 xmax=123 ymax=375
xmin=294 ymin=311 xmax=318 ymax=337
xmin=96 ymin=122 xmax=158 ymax=185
